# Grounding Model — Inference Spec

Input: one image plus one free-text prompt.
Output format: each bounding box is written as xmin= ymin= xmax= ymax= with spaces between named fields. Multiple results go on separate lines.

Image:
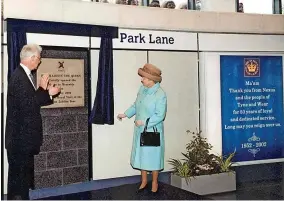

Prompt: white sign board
xmin=91 ymin=29 xmax=198 ymax=51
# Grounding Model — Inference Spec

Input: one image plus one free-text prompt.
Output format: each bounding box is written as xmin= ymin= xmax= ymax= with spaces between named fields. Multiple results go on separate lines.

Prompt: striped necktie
xmin=29 ymin=73 xmax=36 ymax=89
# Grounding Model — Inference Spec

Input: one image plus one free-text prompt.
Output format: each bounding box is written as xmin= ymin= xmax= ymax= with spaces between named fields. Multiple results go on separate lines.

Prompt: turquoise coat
xmin=124 ymin=83 xmax=167 ymax=171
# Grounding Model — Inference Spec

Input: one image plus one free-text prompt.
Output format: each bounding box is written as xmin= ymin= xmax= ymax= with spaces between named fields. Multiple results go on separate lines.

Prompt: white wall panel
xmin=3 ymin=32 xmax=7 ymax=44
xmin=91 ymin=50 xmax=199 ymax=179
xmin=199 ymin=52 xmax=223 ymax=155
xmin=3 ymin=45 xmax=8 ymax=194
xmin=27 ymin=33 xmax=89 ymax=47
xmin=199 ymin=34 xmax=284 ymax=52
xmin=91 ymin=50 xmax=148 ymax=179
xmin=3 ymin=32 xmax=89 ymax=47
xmin=148 ymin=51 xmax=199 ymax=171
xmin=0 ymin=8 xmax=2 ymax=196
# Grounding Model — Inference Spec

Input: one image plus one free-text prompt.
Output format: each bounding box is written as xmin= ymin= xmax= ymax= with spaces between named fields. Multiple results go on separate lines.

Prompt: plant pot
xmin=170 ymin=171 xmax=236 ymax=195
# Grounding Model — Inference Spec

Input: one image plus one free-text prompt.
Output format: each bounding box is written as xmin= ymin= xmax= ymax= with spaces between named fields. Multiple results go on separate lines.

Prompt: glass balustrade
xmin=237 ymin=0 xmax=282 ymax=14
xmin=95 ymin=0 xmax=199 ymax=10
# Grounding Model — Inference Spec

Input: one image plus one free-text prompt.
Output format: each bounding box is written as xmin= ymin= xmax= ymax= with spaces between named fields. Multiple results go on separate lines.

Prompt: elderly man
xmin=5 ymin=44 xmax=61 ymax=200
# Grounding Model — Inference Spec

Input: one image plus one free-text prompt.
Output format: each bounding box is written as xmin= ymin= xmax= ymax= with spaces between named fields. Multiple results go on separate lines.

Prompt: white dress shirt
xmin=20 ymin=63 xmax=53 ymax=100
xmin=20 ymin=63 xmax=36 ymax=90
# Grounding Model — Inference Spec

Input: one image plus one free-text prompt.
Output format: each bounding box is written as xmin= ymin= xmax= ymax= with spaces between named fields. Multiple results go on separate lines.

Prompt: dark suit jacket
xmin=5 ymin=66 xmax=53 ymax=155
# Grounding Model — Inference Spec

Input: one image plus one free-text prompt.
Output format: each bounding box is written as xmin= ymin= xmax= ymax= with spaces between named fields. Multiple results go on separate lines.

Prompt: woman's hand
xmin=117 ymin=113 xmax=126 ymax=121
xmin=135 ymin=120 xmax=144 ymax=126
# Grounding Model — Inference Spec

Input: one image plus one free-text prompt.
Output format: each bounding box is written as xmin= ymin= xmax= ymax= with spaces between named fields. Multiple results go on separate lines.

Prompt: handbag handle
xmin=144 ymin=118 xmax=158 ymax=133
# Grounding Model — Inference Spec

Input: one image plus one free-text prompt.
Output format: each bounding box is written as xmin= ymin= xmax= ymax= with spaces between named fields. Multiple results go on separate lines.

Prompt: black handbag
xmin=140 ymin=118 xmax=160 ymax=146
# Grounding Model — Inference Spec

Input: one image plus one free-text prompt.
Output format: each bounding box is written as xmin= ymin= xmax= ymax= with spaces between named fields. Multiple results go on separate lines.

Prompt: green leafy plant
xmin=215 ymin=152 xmax=235 ymax=172
xmin=168 ymin=129 xmax=235 ymax=183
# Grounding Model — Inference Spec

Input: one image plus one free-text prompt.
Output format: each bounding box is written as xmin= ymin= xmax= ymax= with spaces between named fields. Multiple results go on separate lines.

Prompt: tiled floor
xmin=3 ymin=179 xmax=283 ymax=200
xmin=207 ymin=180 xmax=284 ymax=200
xmin=37 ymin=180 xmax=284 ymax=200
xmin=37 ymin=182 xmax=208 ymax=200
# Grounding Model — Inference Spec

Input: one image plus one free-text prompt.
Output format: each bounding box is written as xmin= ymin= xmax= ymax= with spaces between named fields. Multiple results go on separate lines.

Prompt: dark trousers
xmin=7 ymin=150 xmax=34 ymax=200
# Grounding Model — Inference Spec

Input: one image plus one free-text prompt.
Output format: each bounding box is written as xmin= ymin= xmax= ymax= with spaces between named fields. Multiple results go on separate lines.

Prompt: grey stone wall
xmin=34 ymin=48 xmax=90 ymax=189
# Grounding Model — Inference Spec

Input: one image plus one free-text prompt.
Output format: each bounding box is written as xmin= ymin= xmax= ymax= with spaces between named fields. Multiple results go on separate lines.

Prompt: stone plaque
xmin=36 ymin=58 xmax=85 ymax=108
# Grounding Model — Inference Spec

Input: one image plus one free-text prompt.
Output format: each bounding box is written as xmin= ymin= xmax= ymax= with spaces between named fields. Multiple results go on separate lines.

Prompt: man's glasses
xmin=33 ymin=55 xmax=41 ymax=61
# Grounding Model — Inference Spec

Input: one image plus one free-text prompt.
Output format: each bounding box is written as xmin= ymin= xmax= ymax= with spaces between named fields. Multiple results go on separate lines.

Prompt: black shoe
xmin=151 ymin=184 xmax=159 ymax=194
xmin=137 ymin=183 xmax=148 ymax=193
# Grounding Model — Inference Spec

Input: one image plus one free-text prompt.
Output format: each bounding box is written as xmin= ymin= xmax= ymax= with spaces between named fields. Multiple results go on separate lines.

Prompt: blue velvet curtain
xmin=7 ymin=23 xmax=27 ymax=81
xmin=89 ymin=31 xmax=114 ymax=125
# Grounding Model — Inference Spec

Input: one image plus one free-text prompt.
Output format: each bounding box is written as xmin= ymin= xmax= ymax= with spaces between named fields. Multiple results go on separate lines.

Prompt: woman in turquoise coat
xmin=117 ymin=63 xmax=167 ymax=194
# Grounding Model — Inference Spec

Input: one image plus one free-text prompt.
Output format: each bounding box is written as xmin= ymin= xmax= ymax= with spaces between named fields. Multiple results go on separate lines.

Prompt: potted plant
xmin=168 ymin=130 xmax=236 ymax=195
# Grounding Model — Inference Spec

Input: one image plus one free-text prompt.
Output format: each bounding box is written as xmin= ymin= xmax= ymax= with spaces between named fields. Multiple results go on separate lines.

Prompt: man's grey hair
xmin=20 ymin=44 xmax=42 ymax=60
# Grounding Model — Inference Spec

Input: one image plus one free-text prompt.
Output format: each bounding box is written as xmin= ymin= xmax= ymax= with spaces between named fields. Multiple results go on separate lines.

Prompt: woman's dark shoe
xmin=137 ymin=183 xmax=148 ymax=193
xmin=151 ymin=189 xmax=159 ymax=195
xmin=151 ymin=183 xmax=159 ymax=194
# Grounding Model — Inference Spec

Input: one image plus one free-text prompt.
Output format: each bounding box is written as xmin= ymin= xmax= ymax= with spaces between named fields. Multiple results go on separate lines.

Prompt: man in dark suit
xmin=5 ymin=44 xmax=61 ymax=200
